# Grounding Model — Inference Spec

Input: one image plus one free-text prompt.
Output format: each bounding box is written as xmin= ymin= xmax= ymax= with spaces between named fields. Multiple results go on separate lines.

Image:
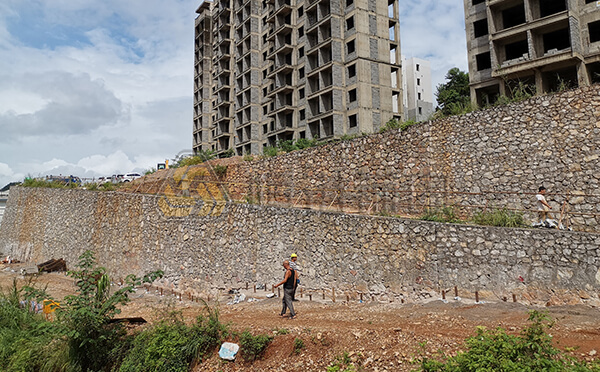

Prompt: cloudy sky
xmin=0 ymin=0 xmax=467 ymax=189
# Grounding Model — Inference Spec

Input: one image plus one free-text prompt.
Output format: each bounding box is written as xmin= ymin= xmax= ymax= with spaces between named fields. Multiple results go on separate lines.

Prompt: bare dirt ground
xmin=2 ymin=264 xmax=600 ymax=372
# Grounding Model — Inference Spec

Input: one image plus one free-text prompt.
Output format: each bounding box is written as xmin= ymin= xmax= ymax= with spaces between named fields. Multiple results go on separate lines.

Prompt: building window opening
xmin=476 ymin=52 xmax=492 ymax=70
xmin=502 ymin=4 xmax=526 ymax=29
xmin=588 ymin=62 xmax=600 ymax=84
xmin=543 ymin=28 xmax=570 ymax=54
xmin=348 ymin=64 xmax=356 ymax=78
xmin=542 ymin=67 xmax=578 ymax=92
xmin=539 ymin=0 xmax=567 ymax=18
xmin=504 ymin=39 xmax=528 ymax=61
xmin=346 ymin=16 xmax=355 ymax=31
xmin=473 ymin=0 xmax=485 ymax=4
xmin=474 ymin=18 xmax=489 ymax=38
xmin=349 ymin=114 xmax=357 ymax=127
xmin=347 ymin=40 xmax=356 ymax=54
xmin=589 ymin=20 xmax=600 ymax=43
xmin=349 ymin=88 xmax=357 ymax=102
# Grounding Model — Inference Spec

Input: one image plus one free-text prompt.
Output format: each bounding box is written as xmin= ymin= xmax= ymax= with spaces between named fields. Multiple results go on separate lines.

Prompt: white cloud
xmin=399 ymin=0 xmax=468 ymax=100
xmin=0 ymin=0 xmax=470 ymax=189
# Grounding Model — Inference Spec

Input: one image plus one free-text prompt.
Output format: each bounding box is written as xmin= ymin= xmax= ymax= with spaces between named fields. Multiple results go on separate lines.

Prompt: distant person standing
xmin=536 ymin=186 xmax=552 ymax=223
xmin=274 ymin=260 xmax=296 ymax=319
xmin=289 ymin=253 xmax=301 ymax=301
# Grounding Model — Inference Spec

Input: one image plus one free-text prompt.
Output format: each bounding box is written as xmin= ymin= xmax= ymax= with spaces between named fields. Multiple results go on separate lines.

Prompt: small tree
xmin=26 ymin=251 xmax=163 ymax=371
xmin=435 ymin=68 xmax=471 ymax=116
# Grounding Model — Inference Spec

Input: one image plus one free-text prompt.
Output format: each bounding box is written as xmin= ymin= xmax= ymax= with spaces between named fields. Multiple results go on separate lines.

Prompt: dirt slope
xmin=2 ymin=265 xmax=599 ymax=371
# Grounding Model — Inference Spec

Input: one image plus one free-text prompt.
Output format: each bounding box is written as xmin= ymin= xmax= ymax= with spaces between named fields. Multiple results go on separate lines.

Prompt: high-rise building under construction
xmin=193 ymin=0 xmax=403 ymax=156
xmin=463 ymin=0 xmax=600 ymax=107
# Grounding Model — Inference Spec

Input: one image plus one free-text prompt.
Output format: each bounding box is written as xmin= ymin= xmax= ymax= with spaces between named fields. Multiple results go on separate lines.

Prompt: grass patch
xmin=119 ymin=306 xmax=227 ymax=372
xmin=415 ymin=310 xmax=600 ymax=371
xmin=471 ymin=207 xmax=528 ymax=228
xmin=239 ymin=330 xmax=273 ymax=361
xmin=420 ymin=207 xmax=462 ymax=224
xmin=379 ymin=118 xmax=417 ymax=133
xmin=293 ymin=337 xmax=304 ymax=354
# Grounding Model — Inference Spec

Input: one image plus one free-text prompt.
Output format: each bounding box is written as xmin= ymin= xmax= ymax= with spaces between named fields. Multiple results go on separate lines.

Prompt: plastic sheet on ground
xmin=219 ymin=342 xmax=239 ymax=361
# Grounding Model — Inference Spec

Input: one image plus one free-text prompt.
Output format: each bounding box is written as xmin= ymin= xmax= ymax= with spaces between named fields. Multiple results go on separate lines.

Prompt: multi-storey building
xmin=463 ymin=0 xmax=600 ymax=107
xmin=402 ymin=57 xmax=434 ymax=121
xmin=193 ymin=0 xmax=403 ymax=156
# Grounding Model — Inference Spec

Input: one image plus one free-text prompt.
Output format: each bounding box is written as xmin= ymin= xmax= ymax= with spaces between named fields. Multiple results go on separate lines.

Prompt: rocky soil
xmin=2 ymin=263 xmax=600 ymax=371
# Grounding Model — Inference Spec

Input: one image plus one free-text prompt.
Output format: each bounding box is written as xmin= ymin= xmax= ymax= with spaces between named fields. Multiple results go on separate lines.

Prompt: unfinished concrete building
xmin=463 ymin=0 xmax=600 ymax=107
xmin=402 ymin=57 xmax=434 ymax=122
xmin=193 ymin=0 xmax=403 ymax=156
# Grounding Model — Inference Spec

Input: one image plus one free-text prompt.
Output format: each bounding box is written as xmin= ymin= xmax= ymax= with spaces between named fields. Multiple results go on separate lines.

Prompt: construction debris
xmin=37 ymin=258 xmax=67 ymax=273
xmin=218 ymin=342 xmax=239 ymax=361
xmin=2 ymin=256 xmax=19 ymax=264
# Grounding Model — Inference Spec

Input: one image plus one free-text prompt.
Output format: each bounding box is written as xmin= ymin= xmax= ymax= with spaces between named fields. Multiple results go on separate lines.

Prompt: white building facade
xmin=402 ymin=57 xmax=433 ymax=122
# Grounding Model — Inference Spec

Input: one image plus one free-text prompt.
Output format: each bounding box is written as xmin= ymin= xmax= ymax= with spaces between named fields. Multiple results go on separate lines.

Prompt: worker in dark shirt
xmin=274 ymin=260 xmax=297 ymax=319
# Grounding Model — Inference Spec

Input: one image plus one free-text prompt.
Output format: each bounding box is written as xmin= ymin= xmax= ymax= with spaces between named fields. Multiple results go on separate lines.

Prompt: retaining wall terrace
xmin=2 ymin=187 xmax=600 ymax=301
xmin=222 ymin=85 xmax=600 ymax=231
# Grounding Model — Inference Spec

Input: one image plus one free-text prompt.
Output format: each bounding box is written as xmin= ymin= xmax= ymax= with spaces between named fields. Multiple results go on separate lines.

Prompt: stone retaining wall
xmin=223 ymin=85 xmax=600 ymax=231
xmin=2 ymin=187 xmax=600 ymax=301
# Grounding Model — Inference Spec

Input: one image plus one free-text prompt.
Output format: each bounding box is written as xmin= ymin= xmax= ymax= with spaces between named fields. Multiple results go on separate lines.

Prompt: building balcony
xmin=491 ymin=11 xmax=568 ymax=42
xmin=268 ymin=43 xmax=294 ymax=59
xmin=306 ymin=59 xmax=333 ymax=76
xmin=272 ymin=23 xmax=293 ymax=39
xmin=306 ymin=37 xmax=332 ymax=56
xmin=306 ymin=13 xmax=331 ymax=32
xmin=214 ymin=99 xmax=232 ymax=109
xmin=305 ymin=0 xmax=319 ymax=13
xmin=266 ymin=1 xmax=292 ymax=23
xmin=214 ymin=82 xmax=232 ymax=94
xmin=307 ymin=108 xmax=334 ymax=122
xmin=266 ymin=63 xmax=294 ymax=78
xmin=267 ymin=103 xmax=295 ymax=116
xmin=266 ymin=83 xmax=294 ymax=98
xmin=307 ymin=84 xmax=333 ymax=99
xmin=215 ymin=50 xmax=232 ymax=62
xmin=492 ymin=49 xmax=576 ymax=77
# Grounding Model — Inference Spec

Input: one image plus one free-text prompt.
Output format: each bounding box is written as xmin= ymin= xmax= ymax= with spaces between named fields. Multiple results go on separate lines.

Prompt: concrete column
xmin=534 ymin=69 xmax=543 ymax=94
xmin=577 ymin=61 xmax=590 ymax=88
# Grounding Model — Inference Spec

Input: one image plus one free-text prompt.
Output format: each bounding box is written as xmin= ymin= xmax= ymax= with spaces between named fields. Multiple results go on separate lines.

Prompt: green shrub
xmin=471 ymin=208 xmax=527 ymax=228
xmin=278 ymin=140 xmax=299 ymax=153
xmin=239 ymin=330 xmax=273 ymax=361
xmin=212 ymin=165 xmax=228 ymax=178
xmin=274 ymin=327 xmax=289 ymax=335
xmin=86 ymin=182 xmax=99 ymax=191
xmin=173 ymin=155 xmax=205 ymax=168
xmin=220 ymin=148 xmax=235 ymax=158
xmin=119 ymin=306 xmax=226 ymax=372
xmin=295 ymin=138 xmax=320 ymax=149
xmin=416 ymin=310 xmax=600 ymax=371
xmin=293 ymin=338 xmax=304 ymax=354
xmin=0 ymin=281 xmax=68 ymax=372
xmin=243 ymin=154 xmax=254 ymax=162
xmin=263 ymin=146 xmax=279 ymax=157
xmin=421 ymin=207 xmax=461 ymax=224
xmin=23 ymin=251 xmax=164 ymax=372
xmin=379 ymin=118 xmax=417 ymax=133
xmin=327 ymin=352 xmax=356 ymax=372
xmin=144 ymin=167 xmax=156 ymax=175
xmin=21 ymin=178 xmax=64 ymax=189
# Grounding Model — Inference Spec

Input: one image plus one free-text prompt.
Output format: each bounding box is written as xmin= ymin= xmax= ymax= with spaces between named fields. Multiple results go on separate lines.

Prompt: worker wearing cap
xmin=289 ymin=253 xmax=301 ymax=301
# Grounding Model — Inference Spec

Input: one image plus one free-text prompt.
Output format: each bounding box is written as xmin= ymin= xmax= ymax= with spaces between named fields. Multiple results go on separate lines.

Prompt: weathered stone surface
xmin=222 ymin=85 xmax=600 ymax=232
xmin=1 ymin=187 xmax=600 ymax=299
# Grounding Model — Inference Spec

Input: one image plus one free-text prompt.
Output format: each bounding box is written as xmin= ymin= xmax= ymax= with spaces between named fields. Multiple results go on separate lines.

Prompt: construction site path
xmin=2 ymin=266 xmax=600 ymax=371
